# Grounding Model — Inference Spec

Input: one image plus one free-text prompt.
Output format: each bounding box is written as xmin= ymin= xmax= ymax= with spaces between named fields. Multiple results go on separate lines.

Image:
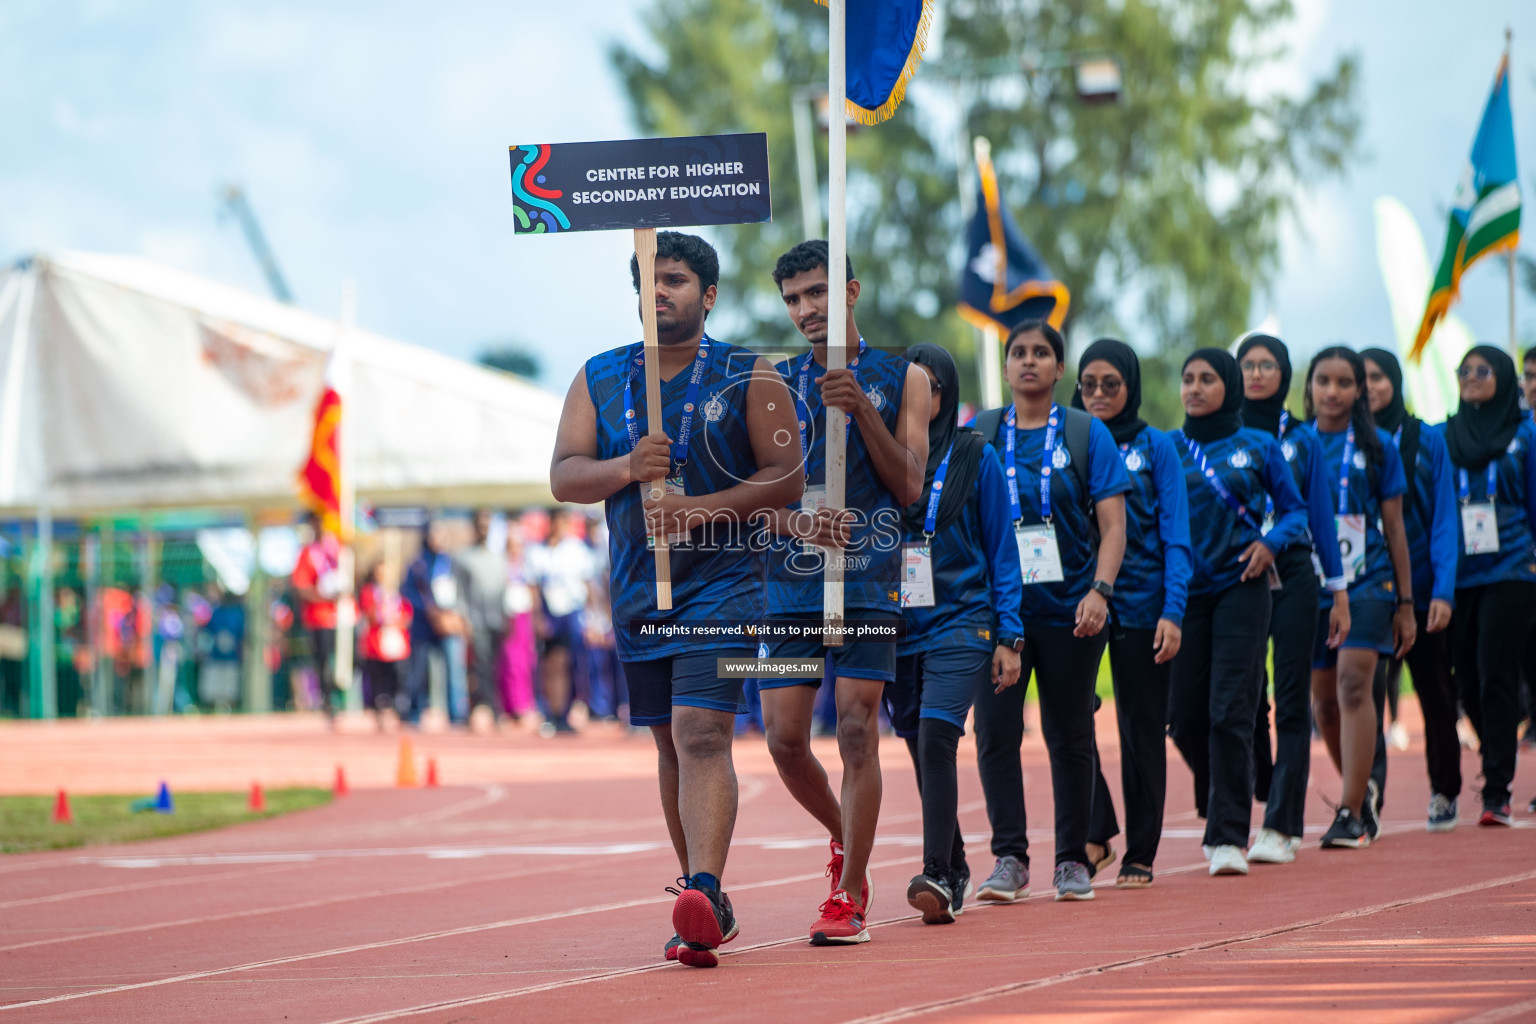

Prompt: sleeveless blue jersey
xmin=586 ymin=338 xmax=765 ymax=660
xmin=764 ymin=344 xmax=909 ymax=616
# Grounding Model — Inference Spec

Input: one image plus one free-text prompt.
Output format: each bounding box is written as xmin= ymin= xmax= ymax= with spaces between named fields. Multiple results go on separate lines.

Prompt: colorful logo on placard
xmin=511 ymin=144 xmax=571 ymax=234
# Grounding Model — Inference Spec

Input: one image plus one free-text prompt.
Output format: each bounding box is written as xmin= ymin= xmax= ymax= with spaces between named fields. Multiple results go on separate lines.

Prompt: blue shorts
xmin=1312 ymin=598 xmax=1394 ymax=668
xmin=885 ymin=647 xmax=992 ymax=737
xmin=623 ymin=649 xmax=752 ymax=726
xmin=756 ymin=614 xmax=899 ymax=688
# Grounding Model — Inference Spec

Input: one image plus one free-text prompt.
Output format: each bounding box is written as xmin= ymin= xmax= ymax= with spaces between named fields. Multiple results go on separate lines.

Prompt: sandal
xmin=1115 ymin=864 xmax=1154 ymax=889
xmin=1086 ymin=842 xmax=1117 ymax=878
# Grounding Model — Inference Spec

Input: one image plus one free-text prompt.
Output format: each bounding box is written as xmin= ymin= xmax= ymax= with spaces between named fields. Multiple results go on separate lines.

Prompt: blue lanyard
xmin=622 ymin=337 xmax=711 ymax=470
xmin=1335 ymin=424 xmax=1355 ymax=515
xmin=1458 ymin=462 xmax=1498 ymax=504
xmin=1279 ymin=409 xmax=1289 ymax=435
xmin=1003 ymin=404 xmax=1060 ymax=524
xmin=795 ymin=338 xmax=867 ymax=476
xmin=921 ymin=441 xmax=954 ymax=542
xmin=1263 ymin=413 xmax=1291 ymax=520
xmin=1183 ymin=434 xmax=1264 ymax=532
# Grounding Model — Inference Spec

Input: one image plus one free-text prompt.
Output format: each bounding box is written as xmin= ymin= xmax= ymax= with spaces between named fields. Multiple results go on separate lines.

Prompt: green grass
xmin=0 ymin=788 xmax=333 ymax=854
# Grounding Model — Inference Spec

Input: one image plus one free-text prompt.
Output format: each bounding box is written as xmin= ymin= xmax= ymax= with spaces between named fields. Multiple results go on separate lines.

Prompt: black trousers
xmin=469 ymin=626 xmax=507 ymax=714
xmin=1088 ymin=625 xmax=1171 ymax=869
xmin=1170 ymin=577 xmax=1272 ymax=848
xmin=974 ymin=622 xmax=1105 ymax=868
xmin=363 ymin=658 xmax=403 ymax=712
xmin=1453 ymin=581 xmax=1536 ymax=808
xmin=1376 ymin=607 xmax=1459 ymax=800
xmin=1252 ymin=545 xmax=1319 ymax=838
xmin=311 ymin=626 xmax=337 ymax=715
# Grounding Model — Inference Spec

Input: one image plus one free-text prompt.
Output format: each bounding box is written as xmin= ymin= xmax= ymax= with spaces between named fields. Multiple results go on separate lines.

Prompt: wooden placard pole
xmin=634 ymin=227 xmax=674 ymax=610
xmin=823 ymin=0 xmax=848 ymax=646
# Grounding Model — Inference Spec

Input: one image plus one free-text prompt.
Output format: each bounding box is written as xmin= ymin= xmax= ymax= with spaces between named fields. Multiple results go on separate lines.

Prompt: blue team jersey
xmin=586 ymin=338 xmax=766 ymax=660
xmin=1111 ymin=426 xmax=1193 ymax=630
xmin=1276 ymin=422 xmax=1347 ymax=586
xmin=764 ymin=344 xmax=909 ymax=616
xmin=1312 ymin=425 xmax=1407 ymax=603
xmin=978 ymin=409 xmax=1131 ymax=627
xmin=1394 ymin=422 xmax=1458 ymax=608
xmin=1173 ymin=427 xmax=1308 ymax=598
xmin=1449 ymin=417 xmax=1536 ymax=589
xmin=898 ymin=443 xmax=1024 ymax=654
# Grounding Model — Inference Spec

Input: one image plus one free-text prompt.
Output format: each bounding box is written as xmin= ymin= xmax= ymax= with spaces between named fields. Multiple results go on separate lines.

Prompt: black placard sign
xmin=510 ymin=132 xmax=771 ymax=234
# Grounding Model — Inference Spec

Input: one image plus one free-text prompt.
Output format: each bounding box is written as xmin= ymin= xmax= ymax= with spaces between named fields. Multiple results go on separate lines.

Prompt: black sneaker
xmin=1320 ymin=807 xmax=1371 ymax=849
xmin=949 ymin=864 xmax=971 ymax=918
xmin=1362 ymin=780 xmax=1382 ymax=842
xmin=906 ymin=873 xmax=955 ymax=925
xmin=668 ymin=878 xmax=738 ymax=968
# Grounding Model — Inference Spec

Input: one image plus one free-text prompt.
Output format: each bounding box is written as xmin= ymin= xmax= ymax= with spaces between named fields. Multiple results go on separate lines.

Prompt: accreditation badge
xmin=899 ymin=543 xmax=935 ymax=608
xmin=1335 ymin=513 xmax=1365 ymax=585
xmin=1461 ymin=502 xmax=1500 ymax=555
xmin=1014 ymin=524 xmax=1065 ymax=585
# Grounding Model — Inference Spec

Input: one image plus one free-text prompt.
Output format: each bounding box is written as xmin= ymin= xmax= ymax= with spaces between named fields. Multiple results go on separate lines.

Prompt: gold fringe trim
xmin=1409 ymin=229 xmax=1518 ymax=363
xmin=973 ymin=144 xmax=1071 ymax=328
xmin=810 ymin=0 xmax=934 ymax=125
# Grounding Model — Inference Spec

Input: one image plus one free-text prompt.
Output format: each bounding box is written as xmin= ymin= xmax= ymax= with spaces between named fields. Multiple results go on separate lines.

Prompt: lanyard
xmin=622 ymin=337 xmax=711 ymax=469
xmin=1335 ymin=423 xmax=1355 ymax=515
xmin=1183 ymin=434 xmax=1264 ymax=532
xmin=1003 ymin=404 xmax=1060 ymax=524
xmin=921 ymin=441 xmax=954 ymax=542
xmin=1279 ymin=409 xmax=1289 ymax=435
xmin=795 ymin=338 xmax=867 ymax=474
xmin=1263 ymin=413 xmax=1291 ymax=520
xmin=1458 ymin=462 xmax=1498 ymax=504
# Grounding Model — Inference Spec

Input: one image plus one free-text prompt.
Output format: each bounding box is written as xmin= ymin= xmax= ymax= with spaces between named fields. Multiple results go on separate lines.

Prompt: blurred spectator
xmin=359 ymin=559 xmax=411 ymax=730
xmin=291 ymin=511 xmax=344 ymax=723
xmin=402 ymin=519 xmax=471 ymax=725
xmin=152 ymin=584 xmax=186 ymax=715
xmin=500 ymin=522 xmax=537 ymax=720
xmin=526 ymin=507 xmax=592 ymax=736
xmin=457 ymin=508 xmax=510 ymax=731
xmin=198 ymin=585 xmax=244 ymax=709
xmin=581 ymin=515 xmax=626 ymax=722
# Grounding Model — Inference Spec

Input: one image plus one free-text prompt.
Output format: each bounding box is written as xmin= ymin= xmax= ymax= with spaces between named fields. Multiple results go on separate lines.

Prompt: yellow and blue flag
xmin=811 ymin=0 xmax=933 ymax=125
xmin=957 ymin=144 xmax=1069 ymax=333
xmin=1411 ymin=51 xmax=1521 ymax=362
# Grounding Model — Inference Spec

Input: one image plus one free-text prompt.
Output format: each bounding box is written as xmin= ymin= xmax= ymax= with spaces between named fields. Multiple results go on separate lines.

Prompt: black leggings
xmin=1253 ymin=546 xmax=1319 ymax=838
xmin=1453 ymin=581 xmax=1536 ymax=808
xmin=1170 ymin=577 xmax=1272 ymax=848
xmin=974 ymin=623 xmax=1105 ymax=868
xmin=1089 ymin=624 xmax=1172 ymax=869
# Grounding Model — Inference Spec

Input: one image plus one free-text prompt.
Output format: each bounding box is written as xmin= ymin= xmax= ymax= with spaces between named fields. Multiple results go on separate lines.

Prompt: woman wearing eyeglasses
xmin=1073 ymin=338 xmax=1192 ymax=889
xmin=1169 ymin=349 xmax=1308 ymax=878
xmin=1444 ymin=346 xmax=1536 ymax=827
xmin=1233 ymin=334 xmax=1349 ymax=867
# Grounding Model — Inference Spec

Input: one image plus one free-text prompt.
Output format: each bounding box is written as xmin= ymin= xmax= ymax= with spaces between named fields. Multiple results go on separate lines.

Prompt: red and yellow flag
xmin=297 ymin=363 xmax=347 ymax=539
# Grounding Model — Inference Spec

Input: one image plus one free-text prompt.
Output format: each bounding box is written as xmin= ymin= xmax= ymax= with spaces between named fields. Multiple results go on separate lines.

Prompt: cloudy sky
xmin=2 ymin=0 xmax=1533 ymax=396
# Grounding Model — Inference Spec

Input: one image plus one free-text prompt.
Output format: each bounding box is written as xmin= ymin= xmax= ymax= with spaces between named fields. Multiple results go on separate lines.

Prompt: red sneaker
xmin=669 ymin=881 xmax=738 ymax=969
xmin=825 ymin=840 xmax=873 ymax=913
xmin=1479 ymin=804 xmax=1514 ymax=827
xmin=809 ymin=888 xmax=869 ymax=946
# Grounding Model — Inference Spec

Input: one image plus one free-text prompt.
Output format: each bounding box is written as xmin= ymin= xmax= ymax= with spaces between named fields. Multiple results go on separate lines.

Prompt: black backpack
xmin=972 ymin=404 xmax=1096 ymax=516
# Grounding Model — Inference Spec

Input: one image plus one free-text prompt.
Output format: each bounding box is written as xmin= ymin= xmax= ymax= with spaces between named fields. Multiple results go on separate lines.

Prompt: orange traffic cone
xmin=333 ymin=765 xmax=349 ymax=797
xmin=425 ymin=758 xmax=439 ymax=788
xmin=52 ymin=789 xmax=73 ymax=824
xmin=396 ymin=738 xmax=418 ymax=787
xmin=248 ymin=782 xmax=266 ymax=813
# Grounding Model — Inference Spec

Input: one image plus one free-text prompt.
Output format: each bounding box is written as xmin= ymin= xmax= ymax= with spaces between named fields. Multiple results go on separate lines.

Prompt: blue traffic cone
xmin=152 ymin=781 xmax=174 ymax=814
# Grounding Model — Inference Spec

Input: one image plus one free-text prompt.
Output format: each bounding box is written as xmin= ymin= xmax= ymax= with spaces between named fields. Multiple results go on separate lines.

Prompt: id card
xmin=1461 ymin=502 xmax=1500 ymax=555
xmin=1015 ymin=524 xmax=1065 ymax=585
xmin=1335 ymin=513 xmax=1365 ymax=585
xmin=799 ymin=484 xmax=829 ymax=554
xmin=647 ymin=476 xmax=690 ymax=548
xmin=900 ymin=543 xmax=935 ymax=608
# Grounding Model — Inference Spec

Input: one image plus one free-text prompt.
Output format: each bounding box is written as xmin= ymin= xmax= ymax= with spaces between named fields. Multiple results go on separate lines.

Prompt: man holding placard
xmin=755 ymin=240 xmax=930 ymax=946
xmin=551 ymin=232 xmax=801 ymax=968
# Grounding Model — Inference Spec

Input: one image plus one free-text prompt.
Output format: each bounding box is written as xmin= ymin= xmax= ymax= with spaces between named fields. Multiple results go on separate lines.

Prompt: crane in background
xmin=218 ymin=184 xmax=294 ymax=303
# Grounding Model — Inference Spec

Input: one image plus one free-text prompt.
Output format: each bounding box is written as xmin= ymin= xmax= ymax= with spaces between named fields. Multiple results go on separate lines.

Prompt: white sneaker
xmin=1208 ymin=845 xmax=1249 ymax=876
xmin=1201 ymin=844 xmax=1214 ymax=861
xmin=1246 ymin=828 xmax=1299 ymax=864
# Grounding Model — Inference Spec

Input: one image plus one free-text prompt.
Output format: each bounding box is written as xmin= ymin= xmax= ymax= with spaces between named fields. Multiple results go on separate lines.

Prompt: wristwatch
xmin=998 ymin=634 xmax=1024 ymax=653
xmin=1091 ymin=579 xmax=1115 ymax=599
xmin=1396 ymin=595 xmax=1414 ymax=607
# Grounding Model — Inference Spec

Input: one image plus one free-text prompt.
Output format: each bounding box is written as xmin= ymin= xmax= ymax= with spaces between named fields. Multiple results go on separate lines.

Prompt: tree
xmin=611 ymin=0 xmax=1359 ymax=415
xmin=476 ymin=343 xmax=542 ymax=381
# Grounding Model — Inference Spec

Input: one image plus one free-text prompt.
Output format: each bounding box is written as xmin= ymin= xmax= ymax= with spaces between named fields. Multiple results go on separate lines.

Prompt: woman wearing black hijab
xmin=1235 ymin=334 xmax=1349 ymax=867
xmin=1073 ymin=339 xmax=1192 ymax=888
xmin=1444 ymin=345 xmax=1536 ymax=826
xmin=1169 ymin=349 xmax=1308 ymax=878
xmin=1360 ymin=348 xmax=1461 ymax=830
xmin=892 ymin=344 xmax=1023 ymax=923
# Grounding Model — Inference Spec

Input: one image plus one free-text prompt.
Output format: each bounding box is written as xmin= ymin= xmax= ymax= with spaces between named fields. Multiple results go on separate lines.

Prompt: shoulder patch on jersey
xmin=1228 ymin=448 xmax=1251 ymax=469
xmin=1281 ymin=440 xmax=1296 ymax=461
xmin=1122 ymin=448 xmax=1145 ymax=472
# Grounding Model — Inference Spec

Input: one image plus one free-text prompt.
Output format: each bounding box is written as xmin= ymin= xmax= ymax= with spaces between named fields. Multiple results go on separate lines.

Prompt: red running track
xmin=0 ymin=705 xmax=1533 ymax=1023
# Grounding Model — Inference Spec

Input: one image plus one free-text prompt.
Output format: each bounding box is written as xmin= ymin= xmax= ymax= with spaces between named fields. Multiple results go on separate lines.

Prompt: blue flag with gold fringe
xmin=957 ymin=144 xmax=1070 ymax=333
xmin=811 ymin=0 xmax=933 ymax=124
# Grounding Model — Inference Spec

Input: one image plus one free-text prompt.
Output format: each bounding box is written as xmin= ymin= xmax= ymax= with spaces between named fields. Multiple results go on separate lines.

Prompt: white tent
xmin=0 ymin=251 xmax=562 ymax=516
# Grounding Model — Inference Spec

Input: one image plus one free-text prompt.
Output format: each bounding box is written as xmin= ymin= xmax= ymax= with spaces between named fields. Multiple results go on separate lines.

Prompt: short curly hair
xmin=772 ymin=239 xmax=856 ymax=289
xmin=629 ymin=231 xmax=720 ymax=294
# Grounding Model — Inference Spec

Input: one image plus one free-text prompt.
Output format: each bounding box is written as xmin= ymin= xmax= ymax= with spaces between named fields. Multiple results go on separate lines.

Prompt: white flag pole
xmin=823 ymin=0 xmax=848 ymax=646
xmin=334 ymin=279 xmax=360 ymax=712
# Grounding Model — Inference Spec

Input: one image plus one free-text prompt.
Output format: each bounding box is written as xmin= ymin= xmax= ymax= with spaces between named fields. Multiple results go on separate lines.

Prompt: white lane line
xmin=0 ymin=854 xmax=918 ymax=1012
xmin=835 ymin=868 xmax=1536 ymax=1024
xmin=0 ymin=863 xmax=303 ymax=910
xmin=1458 ymin=994 xmax=1536 ymax=1023
xmin=393 ymin=785 xmax=508 ymax=826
